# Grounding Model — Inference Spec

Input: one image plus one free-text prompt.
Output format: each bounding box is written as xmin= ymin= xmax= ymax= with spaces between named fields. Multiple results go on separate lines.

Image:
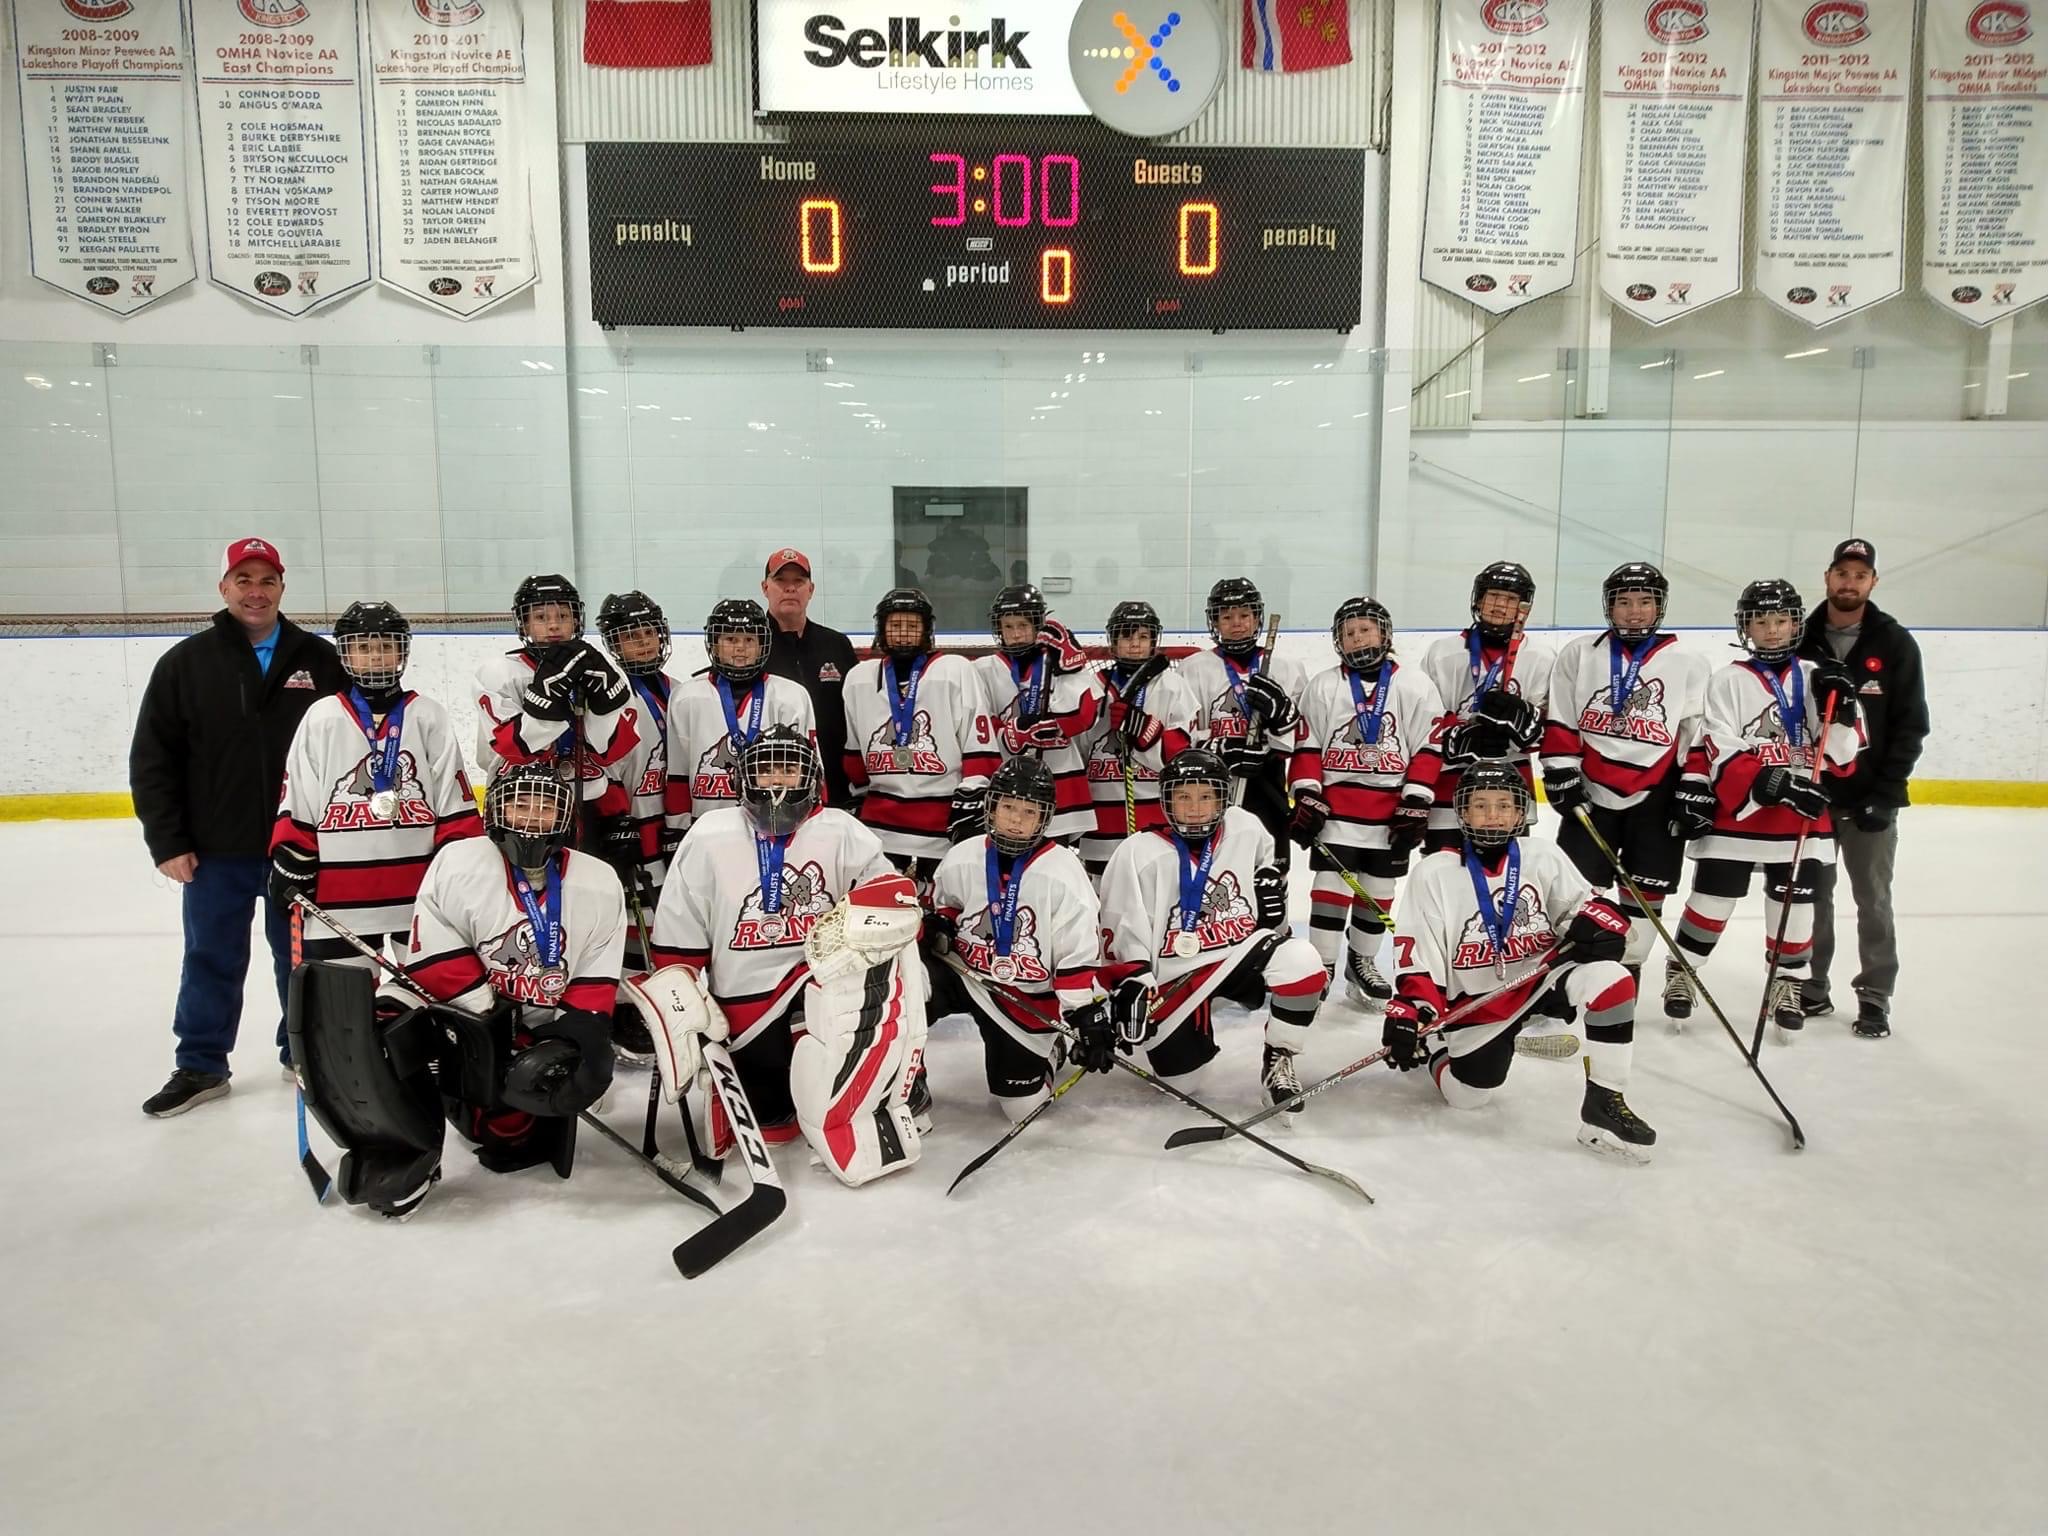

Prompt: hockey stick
xmin=670 ymin=1043 xmax=788 ymax=1279
xmin=1749 ymin=691 xmax=1839 ymax=1059
xmin=1569 ymin=805 xmax=1805 ymax=1150
xmin=1163 ymin=952 xmax=1568 ymax=1149
xmin=624 ymin=879 xmax=722 ymax=1184
xmin=1229 ymin=611 xmax=1285 ymax=809
xmin=946 ymin=1066 xmax=1087 ymax=1197
xmin=288 ymin=904 xmax=333 ymax=1204
xmin=1307 ymin=837 xmax=1392 ymax=923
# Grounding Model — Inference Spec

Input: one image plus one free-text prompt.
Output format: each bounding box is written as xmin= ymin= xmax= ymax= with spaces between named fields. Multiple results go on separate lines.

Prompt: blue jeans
xmin=171 ymin=855 xmax=292 ymax=1077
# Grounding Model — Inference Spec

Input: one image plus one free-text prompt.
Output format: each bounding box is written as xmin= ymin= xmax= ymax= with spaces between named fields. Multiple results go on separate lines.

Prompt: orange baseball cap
xmin=764 ymin=547 xmax=812 ymax=578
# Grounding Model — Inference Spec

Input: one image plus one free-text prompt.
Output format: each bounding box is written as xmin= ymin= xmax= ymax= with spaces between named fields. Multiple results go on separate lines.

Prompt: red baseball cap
xmin=222 ymin=536 xmax=284 ymax=577
xmin=764 ymin=547 xmax=812 ymax=578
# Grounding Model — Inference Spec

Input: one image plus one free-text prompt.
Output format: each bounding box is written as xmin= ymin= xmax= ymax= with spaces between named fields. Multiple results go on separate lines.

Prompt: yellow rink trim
xmin=2 ymin=780 xmax=2046 ymax=823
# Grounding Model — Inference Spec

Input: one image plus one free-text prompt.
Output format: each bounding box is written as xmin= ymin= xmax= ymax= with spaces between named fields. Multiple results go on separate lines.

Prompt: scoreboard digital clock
xmin=587 ymin=142 xmax=1366 ymax=330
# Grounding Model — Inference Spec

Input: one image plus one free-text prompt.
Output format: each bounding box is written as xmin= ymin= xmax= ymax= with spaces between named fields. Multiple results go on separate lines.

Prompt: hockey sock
xmin=1307 ymin=873 xmax=1353 ymax=968
xmin=1344 ymin=874 xmax=1396 ymax=964
xmin=1676 ymin=892 xmax=1737 ymax=964
xmin=1761 ymin=897 xmax=1815 ymax=979
xmin=1572 ymin=965 xmax=1636 ymax=1091
xmin=1617 ymin=891 xmax=1661 ymax=969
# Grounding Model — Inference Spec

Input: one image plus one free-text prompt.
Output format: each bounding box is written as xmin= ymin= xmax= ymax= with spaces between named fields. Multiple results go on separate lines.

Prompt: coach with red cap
xmin=1797 ymin=537 xmax=1928 ymax=1039
xmin=760 ymin=546 xmax=859 ymax=807
xmin=129 ymin=538 xmax=345 ymax=1117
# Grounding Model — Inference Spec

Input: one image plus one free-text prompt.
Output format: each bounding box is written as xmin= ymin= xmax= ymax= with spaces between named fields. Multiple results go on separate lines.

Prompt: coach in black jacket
xmin=1797 ymin=538 xmax=1929 ymax=1039
xmin=129 ymin=538 xmax=343 ymax=1117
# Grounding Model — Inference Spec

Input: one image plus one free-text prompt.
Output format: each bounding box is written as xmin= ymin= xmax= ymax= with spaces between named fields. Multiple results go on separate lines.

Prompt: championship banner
xmin=1921 ymin=0 xmax=2046 ymax=324
xmin=1753 ymin=0 xmax=1912 ymax=325
xmin=190 ymin=0 xmax=373 ymax=316
xmin=367 ymin=0 xmax=536 ymax=317
xmin=13 ymin=0 xmax=195 ymax=314
xmin=1598 ymin=0 xmax=1754 ymax=323
xmin=1422 ymin=0 xmax=1592 ymax=315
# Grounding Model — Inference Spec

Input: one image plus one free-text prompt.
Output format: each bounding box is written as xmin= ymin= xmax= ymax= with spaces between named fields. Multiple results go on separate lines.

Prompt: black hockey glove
xmin=1564 ymin=900 xmax=1630 ymax=964
xmin=1253 ymin=864 xmax=1288 ymax=932
xmin=948 ymin=786 xmax=987 ymax=844
xmin=1754 ymin=765 xmax=1828 ymax=821
xmin=1067 ymin=999 xmax=1118 ymax=1074
xmin=1475 ymin=687 xmax=1541 ymax=749
xmin=1810 ymin=662 xmax=1860 ymax=730
xmin=503 ymin=1008 xmax=613 ymax=1117
xmin=1542 ymin=763 xmax=1586 ymax=817
xmin=1670 ymin=778 xmax=1717 ymax=841
xmin=1110 ymin=974 xmax=1154 ymax=1046
xmin=1448 ymin=717 xmax=1514 ymax=763
xmin=269 ymin=844 xmax=317 ymax=912
xmin=1388 ymin=794 xmax=1431 ymax=857
xmin=1036 ymin=617 xmax=1090 ymax=676
xmin=921 ymin=908 xmax=958 ymax=958
xmin=1851 ymin=799 xmax=1896 ymax=833
xmin=1242 ymin=672 xmax=1299 ymax=736
xmin=1381 ymin=998 xmax=1432 ymax=1071
xmin=595 ymin=815 xmax=643 ymax=882
xmin=1222 ymin=738 xmax=1269 ymax=779
xmin=1105 ymin=698 xmax=1164 ymax=756
xmin=570 ymin=642 xmax=630 ymax=712
xmin=1288 ymin=786 xmax=1331 ymax=848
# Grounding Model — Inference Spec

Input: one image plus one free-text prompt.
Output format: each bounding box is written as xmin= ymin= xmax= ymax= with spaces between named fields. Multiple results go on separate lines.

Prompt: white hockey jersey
xmin=405 ymin=839 xmax=626 ymax=1019
xmin=594 ymin=672 xmax=677 ymax=893
xmin=272 ymin=690 xmax=484 ymax=940
xmin=1180 ymin=646 xmax=1311 ymax=764
xmin=1418 ymin=629 xmax=1557 ymax=824
xmin=930 ymin=835 xmax=1102 ymax=1043
xmin=1287 ymin=660 xmax=1447 ymax=849
xmin=475 ymin=648 xmax=642 ymax=800
xmin=1540 ymin=632 xmax=1710 ymax=809
xmin=841 ymin=653 xmax=999 ymax=860
xmin=974 ymin=651 xmax=1102 ymax=840
xmin=663 ymin=671 xmax=818 ymax=832
xmin=1098 ymin=806 xmax=1279 ymax=1032
xmin=1076 ymin=660 xmax=1200 ymax=849
xmin=650 ymin=805 xmax=894 ymax=1036
xmin=1684 ymin=658 xmax=1864 ymax=866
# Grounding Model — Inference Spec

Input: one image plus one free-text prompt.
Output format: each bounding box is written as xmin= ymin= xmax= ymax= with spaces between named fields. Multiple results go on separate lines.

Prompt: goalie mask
xmin=985 ymin=756 xmax=1056 ymax=857
xmin=1160 ymin=749 xmax=1230 ymax=842
xmin=486 ymin=764 xmax=576 ymax=870
xmin=333 ymin=601 xmax=411 ymax=694
xmin=1455 ymin=761 xmax=1532 ymax=850
xmin=737 ymin=726 xmax=820 ymax=838
xmin=597 ymin=590 xmax=671 ymax=677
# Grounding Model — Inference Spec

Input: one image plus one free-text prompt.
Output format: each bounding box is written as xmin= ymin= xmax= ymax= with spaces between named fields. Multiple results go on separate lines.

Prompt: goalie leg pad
xmin=620 ymin=965 xmax=731 ymax=1105
xmin=792 ymin=956 xmax=929 ymax=1187
xmin=287 ymin=961 xmax=444 ymax=1207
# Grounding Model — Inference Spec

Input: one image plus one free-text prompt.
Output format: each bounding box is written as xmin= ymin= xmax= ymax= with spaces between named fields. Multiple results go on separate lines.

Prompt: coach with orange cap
xmin=760 ymin=547 xmax=860 ymax=807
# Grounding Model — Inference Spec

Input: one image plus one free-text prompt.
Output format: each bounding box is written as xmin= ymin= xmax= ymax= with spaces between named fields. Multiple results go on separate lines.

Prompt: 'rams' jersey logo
xmin=1452 ymin=884 xmax=1554 ymax=971
xmin=957 ymin=904 xmax=1051 ymax=983
xmin=1740 ymin=700 xmax=1804 ymax=768
xmin=480 ymin=920 xmax=567 ymax=1006
xmin=318 ymin=750 xmax=436 ymax=831
xmin=1323 ymin=710 xmax=1407 ymax=776
xmin=1579 ymin=677 xmax=1673 ymax=746
xmin=1204 ymin=686 xmax=1250 ymax=742
xmin=694 ymin=736 xmax=739 ymax=804
xmin=1161 ymin=871 xmax=1260 ymax=957
xmin=732 ymin=860 xmax=833 ymax=949
xmin=865 ymin=711 xmax=946 ymax=776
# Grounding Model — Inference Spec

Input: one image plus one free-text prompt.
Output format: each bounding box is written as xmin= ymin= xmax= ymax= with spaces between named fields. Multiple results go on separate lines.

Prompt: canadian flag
xmin=1242 ymin=0 xmax=1351 ymax=71
xmin=584 ymin=0 xmax=713 ymax=67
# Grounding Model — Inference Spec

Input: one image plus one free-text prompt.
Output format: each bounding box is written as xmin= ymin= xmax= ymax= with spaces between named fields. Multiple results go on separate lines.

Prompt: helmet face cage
xmin=1205 ymin=578 xmax=1265 ymax=657
xmin=1454 ymin=766 xmax=1532 ymax=850
xmin=486 ymin=767 xmax=576 ymax=870
xmin=514 ymin=575 xmax=583 ymax=646
xmin=1601 ymin=564 xmax=1669 ymax=642
xmin=1160 ymin=751 xmax=1230 ymax=842
xmin=1469 ymin=562 xmax=1536 ymax=640
xmin=874 ymin=589 xmax=936 ymax=659
xmin=989 ymin=585 xmax=1048 ymax=657
xmin=334 ymin=602 xmax=411 ymax=692
xmin=704 ymin=599 xmax=772 ymax=686
xmin=737 ymin=728 xmax=821 ymax=837
xmin=1331 ymin=597 xmax=1392 ymax=672
xmin=1736 ymin=580 xmax=1803 ymax=663
xmin=985 ymin=759 xmax=1055 ymax=856
xmin=1105 ymin=600 xmax=1162 ymax=662
xmin=598 ymin=592 xmax=671 ymax=677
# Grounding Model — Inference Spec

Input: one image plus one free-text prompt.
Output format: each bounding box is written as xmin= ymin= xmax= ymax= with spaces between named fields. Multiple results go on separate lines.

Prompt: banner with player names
xmin=1422 ymin=0 xmax=1592 ymax=315
xmin=190 ymin=0 xmax=372 ymax=316
xmin=1752 ymin=0 xmax=1912 ymax=325
xmin=367 ymin=0 xmax=537 ymax=317
xmin=14 ymin=0 xmax=196 ymax=314
xmin=1920 ymin=0 xmax=2047 ymax=325
xmin=1598 ymin=0 xmax=1753 ymax=324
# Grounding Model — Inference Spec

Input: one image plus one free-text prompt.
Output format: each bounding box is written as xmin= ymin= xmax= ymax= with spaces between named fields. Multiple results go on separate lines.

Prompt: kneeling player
xmin=1383 ymin=764 xmax=1654 ymax=1161
xmin=927 ymin=758 xmax=1110 ymax=1121
xmin=1099 ymin=750 xmax=1327 ymax=1110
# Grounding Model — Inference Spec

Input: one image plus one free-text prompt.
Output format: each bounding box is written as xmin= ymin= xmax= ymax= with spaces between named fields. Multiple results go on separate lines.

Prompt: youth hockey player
xmin=1180 ymin=577 xmax=1306 ymax=874
xmin=270 ymin=601 xmax=482 ymax=966
xmin=1668 ymin=580 xmax=1864 ymax=1036
xmin=1540 ymin=563 xmax=1710 ymax=978
xmin=1077 ymin=599 xmax=1196 ymax=880
xmin=1419 ymin=561 xmax=1554 ymax=852
xmin=927 ymin=757 xmax=1111 ymax=1121
xmin=1383 ymin=762 xmax=1655 ymax=1161
xmin=1098 ymin=749 xmax=1327 ymax=1111
xmin=841 ymin=587 xmax=998 ymax=887
xmin=664 ymin=597 xmax=817 ymax=834
xmin=1287 ymin=597 xmax=1445 ymax=1008
xmin=974 ymin=583 xmax=1101 ymax=843
xmin=589 ymin=590 xmax=679 ymax=907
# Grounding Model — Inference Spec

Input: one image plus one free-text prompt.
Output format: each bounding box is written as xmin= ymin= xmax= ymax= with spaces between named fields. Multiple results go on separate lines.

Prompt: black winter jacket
xmin=129 ymin=612 xmax=344 ymax=862
xmin=1799 ymin=600 xmax=1929 ymax=811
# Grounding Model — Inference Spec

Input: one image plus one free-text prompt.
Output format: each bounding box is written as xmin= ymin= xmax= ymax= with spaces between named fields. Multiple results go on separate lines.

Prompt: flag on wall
xmin=1242 ymin=0 xmax=1351 ymax=72
xmin=584 ymin=0 xmax=713 ymax=68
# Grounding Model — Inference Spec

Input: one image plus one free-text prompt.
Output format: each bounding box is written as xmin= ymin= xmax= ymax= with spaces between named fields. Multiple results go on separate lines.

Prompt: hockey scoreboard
xmin=587 ymin=142 xmax=1366 ymax=330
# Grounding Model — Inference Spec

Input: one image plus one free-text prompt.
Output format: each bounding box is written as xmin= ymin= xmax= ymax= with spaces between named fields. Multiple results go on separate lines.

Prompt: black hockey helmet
xmin=597 ymin=590 xmax=670 ymax=676
xmin=333 ymin=600 xmax=411 ymax=692
xmin=874 ymin=587 xmax=935 ymax=660
xmin=1105 ymin=599 xmax=1162 ymax=660
xmin=989 ymin=584 xmax=1049 ymax=657
xmin=737 ymin=725 xmax=820 ymax=838
xmin=1205 ymin=577 xmax=1265 ymax=658
xmin=1331 ymin=596 xmax=1393 ymax=672
xmin=1159 ymin=749 xmax=1231 ymax=842
xmin=513 ymin=574 xmax=583 ymax=646
xmin=1454 ymin=761 xmax=1532 ymax=850
xmin=485 ymin=762 xmax=577 ymax=871
xmin=1601 ymin=562 xmax=1669 ymax=642
xmin=1736 ymin=578 xmax=1803 ymax=664
xmin=704 ymin=597 xmax=771 ymax=687
xmin=985 ymin=756 xmax=1056 ymax=857
xmin=1469 ymin=561 xmax=1536 ymax=642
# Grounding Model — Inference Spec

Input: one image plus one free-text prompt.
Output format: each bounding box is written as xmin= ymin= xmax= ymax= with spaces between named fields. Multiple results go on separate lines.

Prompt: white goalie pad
xmin=619 ymin=965 xmax=731 ymax=1104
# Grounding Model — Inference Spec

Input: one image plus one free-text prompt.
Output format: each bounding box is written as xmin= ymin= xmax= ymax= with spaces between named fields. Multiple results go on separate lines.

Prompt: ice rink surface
xmin=3 ymin=810 xmax=2044 ymax=1535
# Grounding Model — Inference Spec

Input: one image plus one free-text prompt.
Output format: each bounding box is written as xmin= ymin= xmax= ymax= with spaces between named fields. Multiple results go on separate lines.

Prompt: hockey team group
xmin=273 ymin=559 xmax=1865 ymax=1224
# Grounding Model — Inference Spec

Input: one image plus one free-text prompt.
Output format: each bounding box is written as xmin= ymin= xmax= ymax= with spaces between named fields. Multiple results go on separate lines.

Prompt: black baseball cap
xmin=1830 ymin=538 xmax=1877 ymax=571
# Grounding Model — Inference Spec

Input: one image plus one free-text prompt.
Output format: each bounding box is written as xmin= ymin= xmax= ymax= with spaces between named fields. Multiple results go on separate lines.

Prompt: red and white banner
xmin=1753 ymin=0 xmax=1912 ymax=325
xmin=1422 ymin=0 xmax=1593 ymax=315
xmin=1598 ymin=0 xmax=1754 ymax=323
xmin=13 ymin=0 xmax=196 ymax=314
xmin=367 ymin=0 xmax=537 ymax=317
xmin=1921 ymin=0 xmax=2047 ymax=324
xmin=1242 ymin=0 xmax=1351 ymax=72
xmin=190 ymin=0 xmax=373 ymax=316
xmin=583 ymin=0 xmax=711 ymax=67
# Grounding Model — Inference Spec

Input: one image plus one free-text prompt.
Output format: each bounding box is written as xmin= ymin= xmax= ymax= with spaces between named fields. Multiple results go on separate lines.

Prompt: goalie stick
xmin=626 ymin=880 xmax=721 ymax=1186
xmin=287 ymin=905 xmax=333 ymax=1204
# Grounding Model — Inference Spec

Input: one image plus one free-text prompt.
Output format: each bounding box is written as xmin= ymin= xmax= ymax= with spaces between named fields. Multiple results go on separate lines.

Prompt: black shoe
xmin=1577 ymin=1082 xmax=1656 ymax=1162
xmin=143 ymin=1069 xmax=230 ymax=1118
xmin=1852 ymin=999 xmax=1891 ymax=1039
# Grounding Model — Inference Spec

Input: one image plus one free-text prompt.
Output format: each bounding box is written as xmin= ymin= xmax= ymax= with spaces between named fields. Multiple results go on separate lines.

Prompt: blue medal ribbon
xmin=985 ymin=843 xmax=1027 ymax=957
xmin=1347 ymin=661 xmax=1392 ymax=746
xmin=1463 ymin=841 xmax=1521 ymax=972
xmin=754 ymin=829 xmax=791 ymax=914
xmin=1465 ymin=630 xmax=1505 ymax=711
xmin=631 ymin=673 xmax=668 ymax=734
xmin=1747 ymin=659 xmax=1807 ymax=750
xmin=1221 ymin=651 xmax=1261 ymax=730
xmin=886 ymin=655 xmax=928 ymax=748
xmin=511 ymin=859 xmax=564 ymax=969
xmin=715 ymin=675 xmax=766 ymax=753
xmin=1010 ymin=651 xmax=1046 ymax=720
xmin=1110 ymin=661 xmax=1152 ymax=710
xmin=1174 ymin=830 xmax=1220 ymax=941
xmin=349 ymin=688 xmax=408 ymax=795
xmin=1609 ymin=633 xmax=1656 ymax=712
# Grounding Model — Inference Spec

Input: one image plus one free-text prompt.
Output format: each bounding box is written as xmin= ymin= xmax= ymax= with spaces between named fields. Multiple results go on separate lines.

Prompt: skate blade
xmin=1666 ymin=1017 xmax=1686 ymax=1036
xmin=1774 ymin=1023 xmax=1801 ymax=1044
xmin=1514 ymin=1032 xmax=1581 ymax=1062
xmin=1344 ymin=984 xmax=1390 ymax=1013
xmin=1577 ymin=1125 xmax=1654 ymax=1164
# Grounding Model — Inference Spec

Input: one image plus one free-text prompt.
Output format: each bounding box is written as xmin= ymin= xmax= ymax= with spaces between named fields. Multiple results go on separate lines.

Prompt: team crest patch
xmin=481 ymin=922 xmax=567 ymax=1005
xmin=283 ymin=669 xmax=317 ymax=689
xmin=1578 ymin=677 xmax=1673 ymax=745
xmin=1453 ymin=886 xmax=1554 ymax=971
xmin=1161 ymin=871 xmax=1259 ymax=955
xmin=818 ymin=663 xmax=843 ymax=683
xmin=732 ymin=861 xmax=834 ymax=947
xmin=1324 ymin=711 xmax=1407 ymax=774
xmin=957 ymin=905 xmax=1050 ymax=983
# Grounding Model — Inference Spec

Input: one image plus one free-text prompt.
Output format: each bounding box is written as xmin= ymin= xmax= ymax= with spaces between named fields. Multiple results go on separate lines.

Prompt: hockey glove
xmin=1447 ymin=717 xmax=1514 ymax=763
xmin=1852 ymin=799 xmax=1896 ymax=833
xmin=1670 ymin=778 xmax=1717 ymax=841
xmin=1253 ymin=864 xmax=1288 ymax=932
xmin=1475 ymin=687 xmax=1541 ymax=749
xmin=571 ymin=642 xmax=631 ymax=712
xmin=1068 ymin=999 xmax=1118 ymax=1074
xmin=1000 ymin=716 xmax=1068 ymax=755
xmin=1036 ymin=617 xmax=1090 ymax=676
xmin=519 ymin=669 xmax=576 ymax=724
xmin=595 ymin=815 xmax=643 ymax=883
xmin=503 ymin=1007 xmax=613 ymax=1117
xmin=948 ymin=786 xmax=987 ymax=844
xmin=1110 ymin=974 xmax=1154 ymax=1046
xmin=921 ymin=908 xmax=959 ymax=958
xmin=1754 ymin=765 xmax=1828 ymax=821
xmin=1105 ymin=698 xmax=1165 ymax=754
xmin=269 ymin=845 xmax=317 ymax=912
xmin=1542 ymin=763 xmax=1586 ymax=816
xmin=1810 ymin=662 xmax=1860 ymax=730
xmin=1388 ymin=795 xmax=1431 ymax=857
xmin=1381 ymin=998 xmax=1433 ymax=1072
xmin=1242 ymin=672 xmax=1299 ymax=735
xmin=1221 ymin=738 xmax=1269 ymax=779
xmin=1288 ymin=786 xmax=1331 ymax=848
xmin=1563 ymin=899 xmax=1630 ymax=964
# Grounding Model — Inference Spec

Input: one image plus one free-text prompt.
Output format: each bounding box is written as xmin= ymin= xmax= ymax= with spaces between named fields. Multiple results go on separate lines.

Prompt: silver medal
xmin=369 ymin=789 xmax=398 ymax=820
xmin=890 ymin=749 xmax=912 ymax=773
xmin=991 ymin=956 xmax=1016 ymax=983
xmin=1171 ymin=930 xmax=1200 ymax=959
